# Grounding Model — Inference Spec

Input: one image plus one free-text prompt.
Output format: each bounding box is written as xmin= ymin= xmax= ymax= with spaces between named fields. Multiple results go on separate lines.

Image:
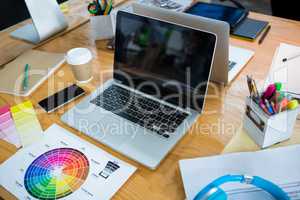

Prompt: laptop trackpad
xmin=88 ymin=113 xmax=137 ymax=147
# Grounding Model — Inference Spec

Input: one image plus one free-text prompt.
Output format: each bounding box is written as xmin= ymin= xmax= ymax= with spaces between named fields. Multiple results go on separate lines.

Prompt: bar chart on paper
xmin=0 ymin=124 xmax=136 ymax=200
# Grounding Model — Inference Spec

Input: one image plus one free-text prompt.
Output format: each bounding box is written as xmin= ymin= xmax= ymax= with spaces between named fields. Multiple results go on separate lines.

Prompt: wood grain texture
xmin=1 ymin=1 xmax=300 ymax=199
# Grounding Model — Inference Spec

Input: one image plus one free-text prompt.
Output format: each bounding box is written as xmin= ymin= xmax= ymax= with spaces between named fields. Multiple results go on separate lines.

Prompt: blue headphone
xmin=193 ymin=175 xmax=290 ymax=200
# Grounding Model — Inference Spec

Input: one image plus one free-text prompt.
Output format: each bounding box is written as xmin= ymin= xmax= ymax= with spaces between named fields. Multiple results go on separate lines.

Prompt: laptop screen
xmin=114 ymin=11 xmax=216 ymax=112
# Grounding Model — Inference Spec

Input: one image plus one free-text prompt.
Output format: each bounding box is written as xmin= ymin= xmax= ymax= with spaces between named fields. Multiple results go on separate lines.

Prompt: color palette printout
xmin=24 ymin=148 xmax=90 ymax=199
xmin=0 ymin=105 xmax=21 ymax=147
xmin=10 ymin=101 xmax=43 ymax=147
xmin=0 ymin=124 xmax=136 ymax=200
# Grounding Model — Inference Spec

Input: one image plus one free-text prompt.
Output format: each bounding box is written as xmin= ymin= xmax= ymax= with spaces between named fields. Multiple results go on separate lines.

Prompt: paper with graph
xmin=0 ymin=124 xmax=136 ymax=200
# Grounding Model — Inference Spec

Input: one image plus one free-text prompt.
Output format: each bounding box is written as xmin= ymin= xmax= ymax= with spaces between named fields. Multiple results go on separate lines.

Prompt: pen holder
xmin=90 ymin=15 xmax=114 ymax=41
xmin=243 ymin=96 xmax=299 ymax=148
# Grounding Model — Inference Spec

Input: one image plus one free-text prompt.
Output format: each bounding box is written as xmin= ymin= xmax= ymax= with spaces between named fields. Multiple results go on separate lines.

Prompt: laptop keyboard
xmin=228 ymin=61 xmax=237 ymax=71
xmin=90 ymin=85 xmax=189 ymax=138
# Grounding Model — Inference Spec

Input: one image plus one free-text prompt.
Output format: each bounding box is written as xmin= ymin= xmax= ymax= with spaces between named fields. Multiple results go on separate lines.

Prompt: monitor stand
xmin=10 ymin=0 xmax=68 ymax=44
xmin=10 ymin=24 xmax=40 ymax=44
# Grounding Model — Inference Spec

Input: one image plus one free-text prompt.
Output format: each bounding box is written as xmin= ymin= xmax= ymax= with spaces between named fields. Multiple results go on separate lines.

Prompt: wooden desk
xmin=0 ymin=0 xmax=125 ymax=67
xmin=1 ymin=3 xmax=300 ymax=199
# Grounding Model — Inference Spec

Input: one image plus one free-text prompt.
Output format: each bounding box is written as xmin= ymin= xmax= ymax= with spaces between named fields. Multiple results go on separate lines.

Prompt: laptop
xmin=61 ymin=11 xmax=217 ymax=169
xmin=10 ymin=0 xmax=68 ymax=44
xmin=131 ymin=3 xmax=254 ymax=84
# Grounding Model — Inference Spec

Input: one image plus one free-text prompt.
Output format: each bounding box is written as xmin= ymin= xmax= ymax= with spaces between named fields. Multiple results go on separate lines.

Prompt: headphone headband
xmin=193 ymin=174 xmax=290 ymax=200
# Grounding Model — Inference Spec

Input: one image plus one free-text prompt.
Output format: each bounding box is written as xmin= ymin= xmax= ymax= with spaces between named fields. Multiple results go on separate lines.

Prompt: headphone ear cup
xmin=209 ymin=188 xmax=227 ymax=200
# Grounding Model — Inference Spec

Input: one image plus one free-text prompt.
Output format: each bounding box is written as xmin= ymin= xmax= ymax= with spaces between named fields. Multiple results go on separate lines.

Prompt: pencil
xmin=104 ymin=0 xmax=112 ymax=15
xmin=282 ymin=53 xmax=300 ymax=62
xmin=22 ymin=64 xmax=30 ymax=91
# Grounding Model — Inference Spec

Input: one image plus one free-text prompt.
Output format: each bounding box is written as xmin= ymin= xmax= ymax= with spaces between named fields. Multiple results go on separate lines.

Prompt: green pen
xmin=22 ymin=64 xmax=30 ymax=91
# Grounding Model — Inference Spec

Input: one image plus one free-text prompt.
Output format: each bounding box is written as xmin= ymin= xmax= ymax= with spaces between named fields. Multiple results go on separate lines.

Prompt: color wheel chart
xmin=0 ymin=124 xmax=136 ymax=200
xmin=24 ymin=148 xmax=89 ymax=199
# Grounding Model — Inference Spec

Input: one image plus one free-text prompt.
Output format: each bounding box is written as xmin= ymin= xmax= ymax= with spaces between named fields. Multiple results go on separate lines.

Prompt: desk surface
xmin=1 ymin=1 xmax=300 ymax=199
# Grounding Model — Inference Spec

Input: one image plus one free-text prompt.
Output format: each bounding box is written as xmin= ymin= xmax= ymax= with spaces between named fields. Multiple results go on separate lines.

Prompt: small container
xmin=66 ymin=48 xmax=93 ymax=83
xmin=243 ymin=96 xmax=299 ymax=148
xmin=90 ymin=15 xmax=114 ymax=40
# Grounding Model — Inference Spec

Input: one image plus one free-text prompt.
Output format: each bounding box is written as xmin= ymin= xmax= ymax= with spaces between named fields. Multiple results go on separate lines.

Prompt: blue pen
xmin=264 ymin=99 xmax=274 ymax=114
xmin=99 ymin=0 xmax=106 ymax=12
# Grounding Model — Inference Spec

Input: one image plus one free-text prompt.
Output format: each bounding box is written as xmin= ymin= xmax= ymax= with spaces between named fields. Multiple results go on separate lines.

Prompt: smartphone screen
xmin=38 ymin=84 xmax=85 ymax=113
xmin=185 ymin=2 xmax=247 ymax=29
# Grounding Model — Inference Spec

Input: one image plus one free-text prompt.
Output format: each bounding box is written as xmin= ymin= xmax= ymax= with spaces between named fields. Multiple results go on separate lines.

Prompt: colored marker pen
xmin=270 ymin=102 xmax=277 ymax=113
xmin=260 ymin=101 xmax=271 ymax=115
xmin=264 ymin=99 xmax=274 ymax=115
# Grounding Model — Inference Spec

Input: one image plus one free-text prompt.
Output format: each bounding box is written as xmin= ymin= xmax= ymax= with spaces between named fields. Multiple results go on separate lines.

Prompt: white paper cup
xmin=66 ymin=48 xmax=93 ymax=83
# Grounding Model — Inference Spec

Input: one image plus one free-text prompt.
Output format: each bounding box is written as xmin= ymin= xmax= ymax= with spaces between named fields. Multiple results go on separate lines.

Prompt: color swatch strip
xmin=24 ymin=148 xmax=89 ymax=199
xmin=0 ymin=105 xmax=21 ymax=147
xmin=11 ymin=101 xmax=43 ymax=147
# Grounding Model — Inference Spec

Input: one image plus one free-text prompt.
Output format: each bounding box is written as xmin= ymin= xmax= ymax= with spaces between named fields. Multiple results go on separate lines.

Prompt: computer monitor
xmin=9 ymin=0 xmax=68 ymax=44
xmin=0 ymin=0 xmax=68 ymax=31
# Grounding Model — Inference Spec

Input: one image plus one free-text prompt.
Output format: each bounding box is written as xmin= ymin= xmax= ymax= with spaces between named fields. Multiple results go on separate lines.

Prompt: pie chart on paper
xmin=24 ymin=148 xmax=89 ymax=199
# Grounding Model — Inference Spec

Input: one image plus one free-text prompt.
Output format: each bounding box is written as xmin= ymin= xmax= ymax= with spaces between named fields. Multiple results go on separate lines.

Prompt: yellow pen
xmin=104 ymin=0 xmax=112 ymax=15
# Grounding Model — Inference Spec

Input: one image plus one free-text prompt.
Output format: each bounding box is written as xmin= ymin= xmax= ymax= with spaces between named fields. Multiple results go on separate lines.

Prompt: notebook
xmin=0 ymin=50 xmax=65 ymax=96
xmin=232 ymin=18 xmax=269 ymax=41
xmin=264 ymin=43 xmax=300 ymax=99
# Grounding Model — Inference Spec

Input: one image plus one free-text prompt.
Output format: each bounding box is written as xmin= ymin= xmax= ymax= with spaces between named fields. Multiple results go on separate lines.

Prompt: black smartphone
xmin=38 ymin=84 xmax=85 ymax=113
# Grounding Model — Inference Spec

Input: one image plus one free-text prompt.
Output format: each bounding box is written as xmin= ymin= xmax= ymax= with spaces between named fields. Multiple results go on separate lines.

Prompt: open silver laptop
xmin=131 ymin=3 xmax=254 ymax=85
xmin=61 ymin=11 xmax=216 ymax=169
xmin=10 ymin=0 xmax=68 ymax=44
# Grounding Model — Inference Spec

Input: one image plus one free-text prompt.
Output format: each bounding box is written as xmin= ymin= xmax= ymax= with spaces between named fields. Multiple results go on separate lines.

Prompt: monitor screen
xmin=114 ymin=12 xmax=216 ymax=111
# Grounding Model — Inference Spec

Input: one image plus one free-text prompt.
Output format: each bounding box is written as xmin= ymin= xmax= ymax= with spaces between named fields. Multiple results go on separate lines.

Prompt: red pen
xmin=259 ymin=101 xmax=271 ymax=115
